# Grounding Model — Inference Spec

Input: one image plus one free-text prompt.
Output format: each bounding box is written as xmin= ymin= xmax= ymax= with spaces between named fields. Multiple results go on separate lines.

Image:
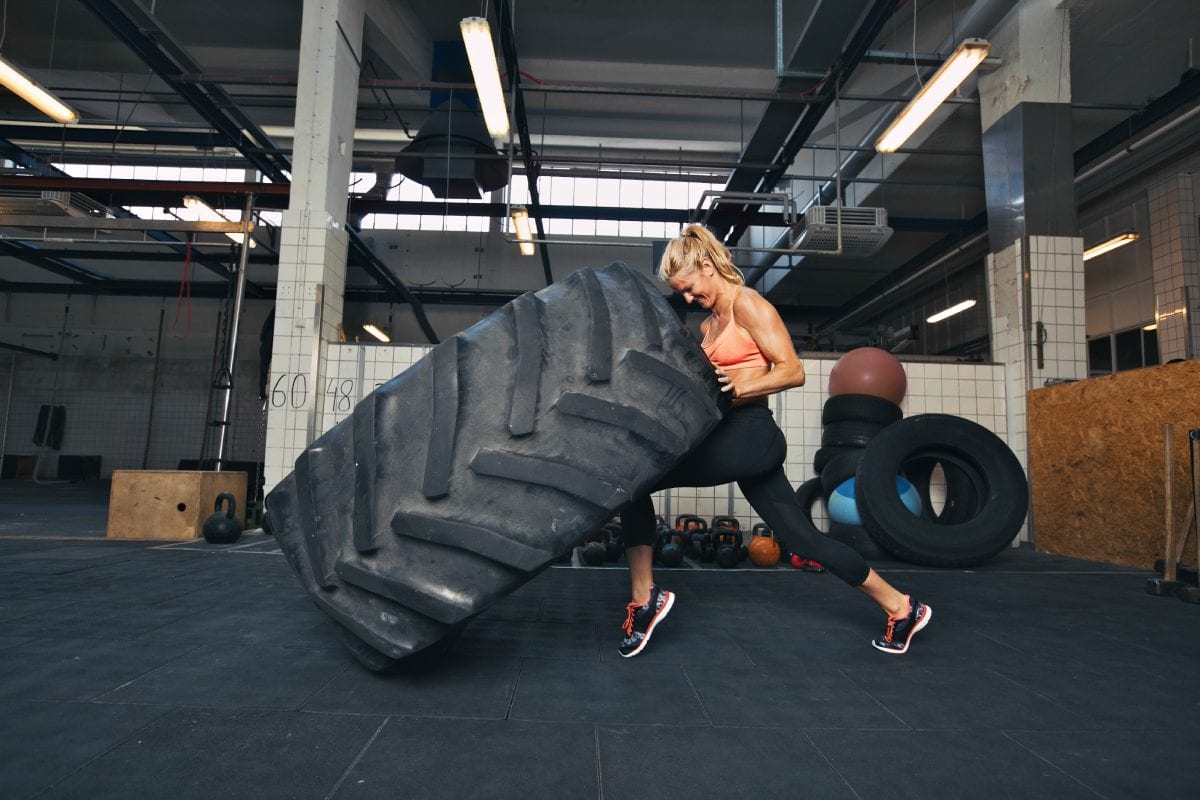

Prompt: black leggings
xmin=620 ymin=403 xmax=871 ymax=587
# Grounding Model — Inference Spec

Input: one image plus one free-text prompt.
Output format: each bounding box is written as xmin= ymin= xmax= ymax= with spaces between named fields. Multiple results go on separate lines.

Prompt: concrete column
xmin=265 ymin=0 xmax=365 ymax=492
xmin=978 ymin=0 xmax=1086 ymax=544
xmin=1147 ymin=175 xmax=1200 ymax=360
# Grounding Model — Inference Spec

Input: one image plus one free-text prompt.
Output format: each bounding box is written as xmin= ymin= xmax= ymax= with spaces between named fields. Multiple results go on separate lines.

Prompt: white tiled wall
xmin=307 ymin=343 xmax=1010 ymax=533
xmin=1148 ymin=174 xmax=1200 ymax=360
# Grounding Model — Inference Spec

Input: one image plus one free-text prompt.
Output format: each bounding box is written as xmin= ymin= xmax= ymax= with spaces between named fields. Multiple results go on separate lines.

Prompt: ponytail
xmin=657 ymin=224 xmax=744 ymax=285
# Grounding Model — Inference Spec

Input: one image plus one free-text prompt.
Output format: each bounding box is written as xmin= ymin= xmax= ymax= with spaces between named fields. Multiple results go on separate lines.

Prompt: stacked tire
xmin=796 ymin=347 xmax=1029 ymax=569
xmin=811 ymin=393 xmax=903 ymax=560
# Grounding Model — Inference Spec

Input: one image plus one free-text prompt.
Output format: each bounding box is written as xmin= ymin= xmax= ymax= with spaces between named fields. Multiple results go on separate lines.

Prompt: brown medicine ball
xmin=827 ymin=347 xmax=907 ymax=405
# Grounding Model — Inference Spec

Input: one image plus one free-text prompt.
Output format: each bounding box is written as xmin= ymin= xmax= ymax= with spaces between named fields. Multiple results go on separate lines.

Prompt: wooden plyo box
xmin=106 ymin=470 xmax=247 ymax=541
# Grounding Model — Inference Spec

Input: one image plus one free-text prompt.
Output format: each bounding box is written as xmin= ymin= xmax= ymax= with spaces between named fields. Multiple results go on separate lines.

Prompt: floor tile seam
xmin=797 ymin=727 xmax=866 ymax=800
xmin=592 ymin=725 xmax=605 ymax=800
xmin=834 ymin=666 xmax=919 ymax=729
xmin=984 ymin=665 xmax=1107 ymax=724
xmin=21 ymin=703 xmax=176 ymax=800
xmin=322 ymin=716 xmax=391 ymax=800
xmin=679 ymin=663 xmax=717 ymax=727
xmin=291 ymin=658 xmax=355 ymax=712
xmin=86 ymin=640 xmax=209 ymax=702
xmin=998 ymin=728 xmax=1109 ymax=799
xmin=497 ymin=657 xmax=525 ymax=721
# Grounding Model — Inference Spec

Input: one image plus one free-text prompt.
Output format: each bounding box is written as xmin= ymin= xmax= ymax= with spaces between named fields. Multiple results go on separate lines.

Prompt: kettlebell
xmin=747 ymin=523 xmax=781 ymax=567
xmin=202 ymin=492 xmax=242 ymax=544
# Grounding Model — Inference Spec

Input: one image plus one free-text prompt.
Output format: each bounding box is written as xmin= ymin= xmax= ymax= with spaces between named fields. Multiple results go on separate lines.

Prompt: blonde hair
xmin=657 ymin=224 xmax=745 ymax=285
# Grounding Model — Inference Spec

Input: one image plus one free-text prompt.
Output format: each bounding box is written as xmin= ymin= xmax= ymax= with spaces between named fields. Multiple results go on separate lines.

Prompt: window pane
xmin=1113 ymin=328 xmax=1142 ymax=371
xmin=1142 ymin=328 xmax=1159 ymax=366
xmin=1088 ymin=337 xmax=1113 ymax=375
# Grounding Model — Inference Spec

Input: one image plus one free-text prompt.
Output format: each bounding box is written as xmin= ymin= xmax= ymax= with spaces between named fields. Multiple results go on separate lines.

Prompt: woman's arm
xmin=720 ymin=288 xmax=806 ymax=400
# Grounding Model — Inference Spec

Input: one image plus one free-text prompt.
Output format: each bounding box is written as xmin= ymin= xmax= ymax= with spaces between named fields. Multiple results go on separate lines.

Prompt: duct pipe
xmin=1075 ymin=103 xmax=1200 ymax=185
xmin=742 ymin=0 xmax=1018 ymax=289
xmin=815 ymin=232 xmax=989 ymax=334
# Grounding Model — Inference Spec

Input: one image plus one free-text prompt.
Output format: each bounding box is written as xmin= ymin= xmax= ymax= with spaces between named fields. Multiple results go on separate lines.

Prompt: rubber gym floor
xmin=1 ymin=481 xmax=1196 ymax=800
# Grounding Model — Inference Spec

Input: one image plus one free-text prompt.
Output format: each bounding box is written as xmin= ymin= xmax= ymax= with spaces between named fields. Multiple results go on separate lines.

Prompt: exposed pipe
xmin=142 ymin=304 xmax=165 ymax=469
xmin=214 ymin=195 xmax=254 ymax=469
xmin=1075 ymin=103 xmax=1200 ymax=185
xmin=741 ymin=0 xmax=1018 ymax=289
xmin=815 ymin=232 xmax=989 ymax=334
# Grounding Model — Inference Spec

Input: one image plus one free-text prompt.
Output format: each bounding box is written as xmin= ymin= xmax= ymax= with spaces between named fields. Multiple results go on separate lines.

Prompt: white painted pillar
xmin=265 ymin=0 xmax=365 ymax=492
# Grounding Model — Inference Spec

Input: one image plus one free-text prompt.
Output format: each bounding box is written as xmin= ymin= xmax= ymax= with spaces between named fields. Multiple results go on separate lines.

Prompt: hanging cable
xmin=173 ymin=235 xmax=194 ymax=337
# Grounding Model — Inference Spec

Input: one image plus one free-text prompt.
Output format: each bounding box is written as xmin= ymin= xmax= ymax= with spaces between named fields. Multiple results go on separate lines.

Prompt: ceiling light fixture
xmin=182 ymin=196 xmax=256 ymax=247
xmin=362 ymin=323 xmax=390 ymax=343
xmin=510 ymin=206 xmax=535 ymax=255
xmin=926 ymin=299 xmax=977 ymax=324
xmin=875 ymin=38 xmax=991 ymax=154
xmin=460 ymin=16 xmax=510 ymax=138
xmin=0 ymin=53 xmax=79 ymax=124
xmin=1082 ymin=231 xmax=1140 ymax=261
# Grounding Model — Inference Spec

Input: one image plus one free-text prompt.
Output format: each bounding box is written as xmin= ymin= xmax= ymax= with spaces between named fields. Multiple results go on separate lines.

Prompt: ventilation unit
xmin=792 ymin=205 xmax=892 ymax=257
xmin=0 ymin=189 xmax=108 ymax=218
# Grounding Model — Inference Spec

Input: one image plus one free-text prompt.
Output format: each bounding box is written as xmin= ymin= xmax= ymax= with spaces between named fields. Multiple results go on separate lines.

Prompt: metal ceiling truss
xmin=0 ymin=137 xmax=262 ymax=294
xmin=73 ymin=0 xmax=439 ymax=343
xmin=710 ymin=0 xmax=901 ymax=244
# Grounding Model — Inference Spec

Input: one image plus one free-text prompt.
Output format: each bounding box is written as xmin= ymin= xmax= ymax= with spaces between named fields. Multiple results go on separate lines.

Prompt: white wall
xmin=0 ymin=294 xmax=273 ymax=481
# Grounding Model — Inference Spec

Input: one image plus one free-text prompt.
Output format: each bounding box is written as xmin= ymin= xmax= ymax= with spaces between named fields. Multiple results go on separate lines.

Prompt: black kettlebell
xmin=582 ymin=540 xmax=607 ymax=565
xmin=659 ymin=542 xmax=684 ymax=567
xmin=202 ymin=492 xmax=242 ymax=544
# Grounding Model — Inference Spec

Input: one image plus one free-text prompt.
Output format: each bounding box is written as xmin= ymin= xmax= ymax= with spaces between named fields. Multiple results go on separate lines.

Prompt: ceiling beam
xmin=496 ymin=0 xmax=553 ymax=286
xmin=77 ymin=0 xmax=438 ymax=342
xmin=714 ymin=0 xmax=902 ymax=245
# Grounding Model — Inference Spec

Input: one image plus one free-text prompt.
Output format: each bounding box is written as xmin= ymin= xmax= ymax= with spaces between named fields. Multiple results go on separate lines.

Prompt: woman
xmin=617 ymin=224 xmax=931 ymax=658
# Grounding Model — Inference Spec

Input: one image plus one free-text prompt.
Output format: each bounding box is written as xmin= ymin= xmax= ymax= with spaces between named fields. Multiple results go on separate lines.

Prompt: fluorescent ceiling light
xmin=0 ymin=53 xmax=79 ymax=124
xmin=1142 ymin=323 xmax=1158 ymax=331
xmin=510 ymin=206 xmax=535 ymax=256
xmin=875 ymin=39 xmax=991 ymax=154
xmin=926 ymin=299 xmax=977 ymax=323
xmin=1082 ymin=231 xmax=1139 ymax=261
xmin=362 ymin=323 xmax=390 ymax=343
xmin=182 ymin=195 xmax=256 ymax=247
xmin=460 ymin=17 xmax=510 ymax=138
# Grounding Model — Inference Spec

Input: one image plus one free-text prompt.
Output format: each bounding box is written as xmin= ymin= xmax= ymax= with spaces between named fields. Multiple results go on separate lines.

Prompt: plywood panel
xmin=107 ymin=470 xmax=247 ymax=541
xmin=1028 ymin=360 xmax=1200 ymax=568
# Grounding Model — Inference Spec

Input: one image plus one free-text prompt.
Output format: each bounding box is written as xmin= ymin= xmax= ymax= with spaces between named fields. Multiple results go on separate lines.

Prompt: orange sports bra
xmin=701 ymin=303 xmax=769 ymax=370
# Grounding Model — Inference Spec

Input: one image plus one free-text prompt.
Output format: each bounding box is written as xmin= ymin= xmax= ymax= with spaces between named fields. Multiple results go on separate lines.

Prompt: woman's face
xmin=667 ymin=259 xmax=719 ymax=309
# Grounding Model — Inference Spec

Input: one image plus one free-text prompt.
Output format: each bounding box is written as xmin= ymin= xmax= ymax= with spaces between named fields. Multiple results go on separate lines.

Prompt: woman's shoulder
xmin=732 ymin=285 xmax=775 ymax=320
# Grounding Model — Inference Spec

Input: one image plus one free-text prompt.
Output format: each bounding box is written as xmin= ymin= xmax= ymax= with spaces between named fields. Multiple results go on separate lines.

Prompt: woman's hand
xmin=715 ymin=367 xmax=739 ymax=399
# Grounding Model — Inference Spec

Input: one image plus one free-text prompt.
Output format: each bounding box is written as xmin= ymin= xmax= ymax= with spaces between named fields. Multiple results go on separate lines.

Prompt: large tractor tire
xmin=265 ymin=263 xmax=726 ymax=669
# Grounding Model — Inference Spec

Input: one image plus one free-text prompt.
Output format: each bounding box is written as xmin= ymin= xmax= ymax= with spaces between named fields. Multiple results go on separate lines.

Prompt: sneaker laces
xmin=622 ymin=600 xmax=641 ymax=637
xmin=883 ymin=599 xmax=911 ymax=643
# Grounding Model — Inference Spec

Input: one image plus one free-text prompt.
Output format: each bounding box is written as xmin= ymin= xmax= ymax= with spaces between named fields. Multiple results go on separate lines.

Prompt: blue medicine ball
xmin=827 ymin=475 xmax=923 ymax=526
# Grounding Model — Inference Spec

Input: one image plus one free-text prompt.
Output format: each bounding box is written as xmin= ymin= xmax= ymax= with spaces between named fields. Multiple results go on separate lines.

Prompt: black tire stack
xmin=809 ymin=394 xmax=903 ymax=560
xmin=797 ymin=394 xmax=1030 ymax=570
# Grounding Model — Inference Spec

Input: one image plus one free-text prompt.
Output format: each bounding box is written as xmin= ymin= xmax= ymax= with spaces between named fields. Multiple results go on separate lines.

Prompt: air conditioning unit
xmin=792 ymin=205 xmax=892 ymax=257
xmin=0 ymin=189 xmax=109 ymax=218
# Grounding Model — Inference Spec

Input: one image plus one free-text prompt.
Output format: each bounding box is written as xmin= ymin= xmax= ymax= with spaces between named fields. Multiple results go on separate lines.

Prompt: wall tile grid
xmin=319 ymin=344 xmax=1008 ymax=535
xmin=1029 ymin=235 xmax=1088 ymax=383
xmin=265 ymin=211 xmax=351 ymax=487
xmin=1147 ymin=175 xmax=1199 ymax=360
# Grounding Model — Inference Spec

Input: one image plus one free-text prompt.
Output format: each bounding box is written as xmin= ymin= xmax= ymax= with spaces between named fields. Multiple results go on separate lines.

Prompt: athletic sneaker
xmin=618 ymin=584 xmax=675 ymax=658
xmin=871 ymin=598 xmax=931 ymax=654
